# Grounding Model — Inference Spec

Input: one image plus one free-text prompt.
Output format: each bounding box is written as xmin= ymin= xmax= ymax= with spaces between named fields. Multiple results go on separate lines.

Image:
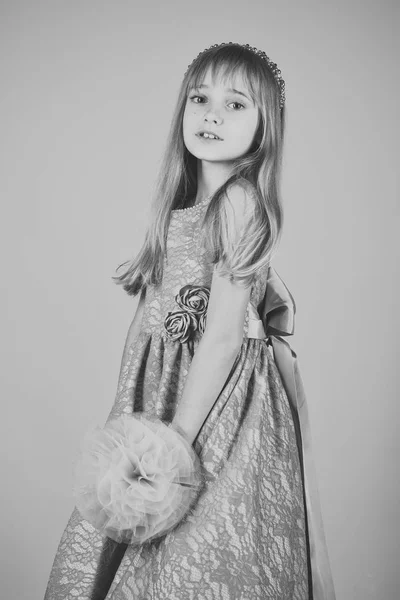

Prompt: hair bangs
xmin=185 ymin=45 xmax=266 ymax=108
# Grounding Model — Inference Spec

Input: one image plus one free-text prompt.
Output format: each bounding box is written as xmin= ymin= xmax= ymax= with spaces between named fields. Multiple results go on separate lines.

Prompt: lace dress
xmin=44 ymin=195 xmax=336 ymax=600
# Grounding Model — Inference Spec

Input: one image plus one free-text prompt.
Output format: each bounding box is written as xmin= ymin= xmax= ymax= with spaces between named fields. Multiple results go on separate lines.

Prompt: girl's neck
xmin=194 ymin=160 xmax=234 ymax=204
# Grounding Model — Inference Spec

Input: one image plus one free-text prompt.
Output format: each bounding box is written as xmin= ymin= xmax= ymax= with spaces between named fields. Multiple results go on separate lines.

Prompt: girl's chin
xmin=186 ymin=144 xmax=240 ymax=162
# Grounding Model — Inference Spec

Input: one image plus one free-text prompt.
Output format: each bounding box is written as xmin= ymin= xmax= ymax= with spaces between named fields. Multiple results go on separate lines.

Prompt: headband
xmin=185 ymin=42 xmax=286 ymax=109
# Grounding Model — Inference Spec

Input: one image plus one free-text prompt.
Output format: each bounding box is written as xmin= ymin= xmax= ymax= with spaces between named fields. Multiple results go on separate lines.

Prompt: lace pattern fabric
xmin=143 ymin=202 xmax=269 ymax=341
xmin=103 ymin=338 xmax=309 ymax=600
xmin=44 ymin=191 xmax=310 ymax=600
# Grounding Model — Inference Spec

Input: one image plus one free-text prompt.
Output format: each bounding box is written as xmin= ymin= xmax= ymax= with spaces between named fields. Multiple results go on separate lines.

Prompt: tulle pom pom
xmin=72 ymin=413 xmax=204 ymax=545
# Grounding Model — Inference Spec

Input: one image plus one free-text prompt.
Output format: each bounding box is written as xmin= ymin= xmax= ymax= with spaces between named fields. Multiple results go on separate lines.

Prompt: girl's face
xmin=183 ymin=67 xmax=260 ymax=164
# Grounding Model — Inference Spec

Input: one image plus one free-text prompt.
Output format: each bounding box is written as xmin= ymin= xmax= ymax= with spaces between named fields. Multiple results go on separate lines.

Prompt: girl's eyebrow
xmin=190 ymin=83 xmax=252 ymax=103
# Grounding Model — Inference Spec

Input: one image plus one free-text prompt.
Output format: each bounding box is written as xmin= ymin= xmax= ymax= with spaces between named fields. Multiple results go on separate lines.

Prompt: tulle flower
xmin=73 ymin=413 xmax=204 ymax=545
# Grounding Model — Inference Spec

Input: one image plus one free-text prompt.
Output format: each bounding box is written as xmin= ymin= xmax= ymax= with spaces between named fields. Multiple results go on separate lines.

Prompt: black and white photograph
xmin=1 ymin=1 xmax=398 ymax=599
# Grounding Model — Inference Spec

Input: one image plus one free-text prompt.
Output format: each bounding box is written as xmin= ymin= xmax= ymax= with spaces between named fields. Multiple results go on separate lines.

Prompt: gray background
xmin=1 ymin=1 xmax=398 ymax=598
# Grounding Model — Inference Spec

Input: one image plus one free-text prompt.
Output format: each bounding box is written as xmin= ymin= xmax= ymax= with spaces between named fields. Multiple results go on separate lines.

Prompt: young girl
xmin=44 ymin=42 xmax=336 ymax=600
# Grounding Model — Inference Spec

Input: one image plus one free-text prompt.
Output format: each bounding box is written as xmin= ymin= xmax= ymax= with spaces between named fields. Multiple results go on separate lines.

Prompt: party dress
xmin=44 ymin=185 xmax=336 ymax=600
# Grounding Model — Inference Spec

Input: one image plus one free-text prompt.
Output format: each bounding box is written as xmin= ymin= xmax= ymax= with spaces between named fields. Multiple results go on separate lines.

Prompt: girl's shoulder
xmin=223 ymin=178 xmax=259 ymax=222
xmin=226 ymin=177 xmax=258 ymax=204
xmin=233 ymin=177 xmax=258 ymax=197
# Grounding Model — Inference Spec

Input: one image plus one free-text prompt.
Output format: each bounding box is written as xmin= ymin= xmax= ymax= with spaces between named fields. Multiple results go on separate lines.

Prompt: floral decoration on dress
xmin=164 ymin=284 xmax=210 ymax=342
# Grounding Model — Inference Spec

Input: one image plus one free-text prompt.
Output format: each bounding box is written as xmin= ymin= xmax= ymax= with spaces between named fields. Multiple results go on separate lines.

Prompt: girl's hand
xmin=73 ymin=413 xmax=203 ymax=545
xmin=168 ymin=420 xmax=194 ymax=446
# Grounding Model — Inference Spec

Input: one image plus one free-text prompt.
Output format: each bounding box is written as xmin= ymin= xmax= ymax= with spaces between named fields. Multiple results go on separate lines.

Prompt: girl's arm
xmin=171 ymin=269 xmax=251 ymax=445
xmin=171 ymin=183 xmax=254 ymax=445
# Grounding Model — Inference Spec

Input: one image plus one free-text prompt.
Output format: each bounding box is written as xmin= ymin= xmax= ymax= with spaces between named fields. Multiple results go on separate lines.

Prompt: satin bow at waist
xmin=246 ymin=266 xmax=336 ymax=600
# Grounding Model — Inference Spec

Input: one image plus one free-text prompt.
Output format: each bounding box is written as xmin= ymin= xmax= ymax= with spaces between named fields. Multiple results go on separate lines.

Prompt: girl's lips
xmin=196 ymin=133 xmax=223 ymax=141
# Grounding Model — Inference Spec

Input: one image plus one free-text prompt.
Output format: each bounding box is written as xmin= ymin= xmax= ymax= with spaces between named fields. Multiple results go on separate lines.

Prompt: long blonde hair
xmin=113 ymin=43 xmax=285 ymax=295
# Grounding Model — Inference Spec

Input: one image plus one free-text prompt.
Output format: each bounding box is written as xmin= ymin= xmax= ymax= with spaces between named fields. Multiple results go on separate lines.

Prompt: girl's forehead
xmin=191 ymin=65 xmax=250 ymax=92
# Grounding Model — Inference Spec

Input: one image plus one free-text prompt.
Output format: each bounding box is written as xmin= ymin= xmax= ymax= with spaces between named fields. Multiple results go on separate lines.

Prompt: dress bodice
xmin=140 ymin=198 xmax=269 ymax=340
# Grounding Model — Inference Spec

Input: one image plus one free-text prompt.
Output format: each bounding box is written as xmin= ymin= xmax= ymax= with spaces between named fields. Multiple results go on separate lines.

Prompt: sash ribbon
xmin=247 ymin=267 xmax=336 ymax=600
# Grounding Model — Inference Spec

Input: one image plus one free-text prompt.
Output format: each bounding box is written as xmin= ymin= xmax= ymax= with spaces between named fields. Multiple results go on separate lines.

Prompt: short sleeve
xmin=221 ymin=183 xmax=256 ymax=249
xmin=214 ymin=181 xmax=259 ymax=287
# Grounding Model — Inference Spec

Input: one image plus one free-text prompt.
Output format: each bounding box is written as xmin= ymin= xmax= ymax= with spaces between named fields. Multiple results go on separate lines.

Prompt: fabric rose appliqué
xmin=164 ymin=284 xmax=210 ymax=342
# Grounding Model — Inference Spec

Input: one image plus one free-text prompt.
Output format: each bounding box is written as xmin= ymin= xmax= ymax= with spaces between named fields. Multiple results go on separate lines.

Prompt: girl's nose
xmin=204 ymin=108 xmax=223 ymax=125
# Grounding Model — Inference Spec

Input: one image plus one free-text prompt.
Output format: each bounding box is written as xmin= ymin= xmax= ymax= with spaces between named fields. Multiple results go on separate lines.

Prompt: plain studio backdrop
xmin=1 ymin=1 xmax=398 ymax=598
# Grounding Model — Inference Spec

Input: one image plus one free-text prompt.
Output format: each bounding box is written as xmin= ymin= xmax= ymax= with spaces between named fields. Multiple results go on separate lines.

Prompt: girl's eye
xmin=189 ymin=95 xmax=205 ymax=104
xmin=228 ymin=102 xmax=245 ymax=110
xmin=188 ymin=96 xmax=245 ymax=110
